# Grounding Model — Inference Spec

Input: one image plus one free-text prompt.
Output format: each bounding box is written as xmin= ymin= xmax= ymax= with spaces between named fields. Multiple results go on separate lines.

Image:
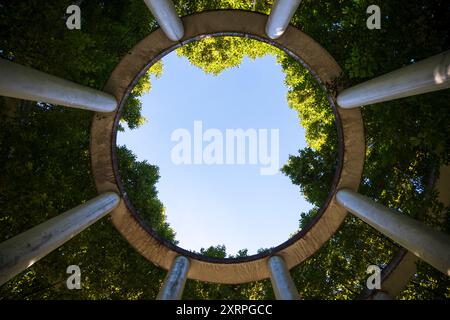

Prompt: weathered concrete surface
xmin=265 ymin=0 xmax=302 ymax=39
xmin=157 ymin=256 xmax=190 ymax=300
xmin=0 ymin=192 xmax=120 ymax=285
xmin=336 ymin=188 xmax=450 ymax=275
xmin=143 ymin=0 xmax=184 ymax=41
xmin=268 ymin=256 xmax=300 ymax=300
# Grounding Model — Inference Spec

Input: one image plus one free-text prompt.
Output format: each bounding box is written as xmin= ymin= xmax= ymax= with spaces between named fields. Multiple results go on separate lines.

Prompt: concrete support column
xmin=0 ymin=192 xmax=120 ymax=285
xmin=337 ymin=51 xmax=450 ymax=108
xmin=268 ymin=255 xmax=300 ymax=300
xmin=0 ymin=59 xmax=117 ymax=112
xmin=157 ymin=255 xmax=190 ymax=300
xmin=143 ymin=0 xmax=184 ymax=41
xmin=336 ymin=189 xmax=450 ymax=275
xmin=371 ymin=291 xmax=393 ymax=300
xmin=265 ymin=0 xmax=301 ymax=39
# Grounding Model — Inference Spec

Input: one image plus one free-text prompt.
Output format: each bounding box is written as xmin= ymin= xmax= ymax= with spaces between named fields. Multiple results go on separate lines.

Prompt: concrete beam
xmin=265 ymin=0 xmax=301 ymax=39
xmin=0 ymin=59 xmax=117 ymax=112
xmin=0 ymin=192 xmax=120 ymax=286
xmin=157 ymin=255 xmax=190 ymax=300
xmin=336 ymin=189 xmax=450 ymax=275
xmin=268 ymin=255 xmax=300 ymax=300
xmin=337 ymin=51 xmax=450 ymax=108
xmin=371 ymin=291 xmax=392 ymax=300
xmin=143 ymin=0 xmax=184 ymax=41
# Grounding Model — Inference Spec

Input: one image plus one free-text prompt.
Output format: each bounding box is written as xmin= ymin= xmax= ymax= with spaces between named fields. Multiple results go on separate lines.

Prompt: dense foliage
xmin=0 ymin=0 xmax=449 ymax=299
xmin=0 ymin=0 xmax=171 ymax=299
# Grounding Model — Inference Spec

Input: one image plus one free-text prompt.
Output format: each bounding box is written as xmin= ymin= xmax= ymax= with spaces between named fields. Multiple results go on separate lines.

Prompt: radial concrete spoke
xmin=0 ymin=192 xmax=120 ymax=285
xmin=0 ymin=59 xmax=117 ymax=112
xmin=337 ymin=51 xmax=450 ymax=108
xmin=336 ymin=189 xmax=450 ymax=275
xmin=143 ymin=0 xmax=184 ymax=41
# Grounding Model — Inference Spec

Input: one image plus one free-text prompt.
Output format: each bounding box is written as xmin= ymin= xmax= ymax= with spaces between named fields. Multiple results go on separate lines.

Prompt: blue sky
xmin=117 ymin=50 xmax=312 ymax=256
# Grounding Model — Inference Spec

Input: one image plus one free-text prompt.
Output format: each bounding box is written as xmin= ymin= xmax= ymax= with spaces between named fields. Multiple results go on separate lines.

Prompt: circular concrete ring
xmin=90 ymin=10 xmax=365 ymax=284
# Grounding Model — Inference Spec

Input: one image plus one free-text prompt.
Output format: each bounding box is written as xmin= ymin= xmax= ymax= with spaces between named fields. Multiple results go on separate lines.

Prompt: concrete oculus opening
xmin=90 ymin=10 xmax=365 ymax=284
xmin=115 ymin=35 xmax=337 ymax=257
